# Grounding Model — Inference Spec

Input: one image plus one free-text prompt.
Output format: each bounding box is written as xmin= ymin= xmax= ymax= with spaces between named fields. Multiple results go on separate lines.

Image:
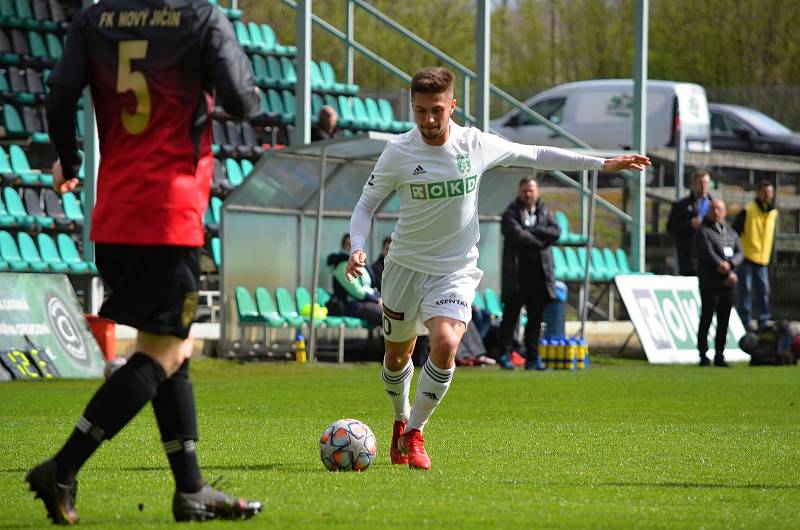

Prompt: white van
xmin=490 ymin=79 xmax=711 ymax=152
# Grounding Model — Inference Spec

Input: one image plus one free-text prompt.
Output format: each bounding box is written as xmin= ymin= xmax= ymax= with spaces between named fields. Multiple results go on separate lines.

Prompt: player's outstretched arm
xmin=346 ymin=250 xmax=367 ymax=280
xmin=603 ymin=154 xmax=651 ymax=172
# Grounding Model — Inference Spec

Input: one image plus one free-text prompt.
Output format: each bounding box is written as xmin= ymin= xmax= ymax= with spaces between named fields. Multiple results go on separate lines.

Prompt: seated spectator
xmin=311 ymin=106 xmax=343 ymax=142
xmin=326 ymin=233 xmax=382 ymax=327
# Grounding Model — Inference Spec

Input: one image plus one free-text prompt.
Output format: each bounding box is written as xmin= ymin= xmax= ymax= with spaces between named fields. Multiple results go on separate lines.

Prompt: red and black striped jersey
xmin=48 ymin=0 xmax=258 ymax=246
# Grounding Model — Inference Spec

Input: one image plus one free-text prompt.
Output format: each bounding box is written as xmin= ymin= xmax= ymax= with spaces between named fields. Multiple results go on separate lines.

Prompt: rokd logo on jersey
xmin=45 ymin=292 xmax=89 ymax=366
xmin=410 ymin=175 xmax=477 ymax=200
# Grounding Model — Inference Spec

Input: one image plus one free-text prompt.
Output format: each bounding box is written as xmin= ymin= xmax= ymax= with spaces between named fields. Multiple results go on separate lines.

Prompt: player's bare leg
xmin=382 ymin=337 xmax=417 ymax=465
xmin=399 ymin=317 xmax=466 ymax=469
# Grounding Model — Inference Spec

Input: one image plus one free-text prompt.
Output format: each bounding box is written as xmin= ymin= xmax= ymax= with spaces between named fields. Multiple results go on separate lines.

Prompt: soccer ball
xmin=319 ymin=419 xmax=377 ymax=472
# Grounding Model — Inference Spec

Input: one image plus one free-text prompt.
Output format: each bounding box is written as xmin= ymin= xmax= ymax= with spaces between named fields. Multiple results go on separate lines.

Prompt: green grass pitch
xmin=1 ymin=358 xmax=798 ymax=528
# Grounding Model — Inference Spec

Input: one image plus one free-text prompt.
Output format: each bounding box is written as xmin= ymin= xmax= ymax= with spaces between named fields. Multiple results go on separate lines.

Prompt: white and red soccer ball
xmin=319 ymin=419 xmax=377 ymax=472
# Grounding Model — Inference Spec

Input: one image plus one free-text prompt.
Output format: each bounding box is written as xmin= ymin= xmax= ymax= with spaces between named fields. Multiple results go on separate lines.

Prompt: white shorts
xmin=380 ymin=258 xmax=483 ymax=343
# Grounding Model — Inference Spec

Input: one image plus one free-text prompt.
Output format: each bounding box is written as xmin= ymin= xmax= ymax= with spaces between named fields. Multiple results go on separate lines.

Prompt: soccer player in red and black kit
xmin=25 ymin=0 xmax=262 ymax=524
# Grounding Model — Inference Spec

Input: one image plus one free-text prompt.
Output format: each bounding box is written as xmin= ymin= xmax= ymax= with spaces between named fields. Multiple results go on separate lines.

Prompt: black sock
xmin=54 ymin=353 xmax=166 ymax=485
xmin=152 ymin=359 xmax=204 ymax=493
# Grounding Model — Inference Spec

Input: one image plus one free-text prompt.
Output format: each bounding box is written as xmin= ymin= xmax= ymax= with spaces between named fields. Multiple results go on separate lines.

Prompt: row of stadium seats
xmin=0 ymin=186 xmax=83 ymax=230
xmin=251 ymin=56 xmax=358 ymax=97
xmin=552 ymin=246 xmax=646 ymax=283
xmin=235 ymin=285 xmax=370 ymax=333
xmin=0 ymin=230 xmax=94 ymax=273
xmin=0 ymin=0 xmax=66 ymax=31
xmin=0 ymin=27 xmax=62 ymax=68
xmin=211 ymin=156 xmax=257 ymax=196
xmin=0 ymin=65 xmax=46 ymax=103
xmin=0 ymin=143 xmax=52 ymax=184
xmin=212 ymin=118 xmax=269 ymax=159
xmin=234 ymin=20 xmax=296 ymax=57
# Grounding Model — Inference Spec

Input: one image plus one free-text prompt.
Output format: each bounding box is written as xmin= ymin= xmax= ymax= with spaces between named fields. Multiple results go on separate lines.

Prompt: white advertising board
xmin=615 ymin=275 xmax=748 ymax=364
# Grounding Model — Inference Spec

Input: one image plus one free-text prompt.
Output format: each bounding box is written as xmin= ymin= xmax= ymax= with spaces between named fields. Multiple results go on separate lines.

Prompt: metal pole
xmin=631 ymin=0 xmax=648 ymax=272
xmin=475 ymin=0 xmax=490 ymax=131
xmin=461 ymin=76 xmax=470 ymax=126
xmin=675 ymin=125 xmax=685 ymax=199
xmin=579 ymin=170 xmax=599 ymax=339
xmin=294 ymin=0 xmax=311 ymax=146
xmin=579 ymin=170 xmax=589 ymax=237
xmin=308 ymin=149 xmax=327 ymax=362
xmin=345 ymin=0 xmax=355 ymax=85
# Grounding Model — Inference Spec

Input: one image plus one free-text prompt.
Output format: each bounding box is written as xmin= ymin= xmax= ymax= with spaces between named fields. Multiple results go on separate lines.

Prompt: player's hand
xmin=690 ymin=217 xmax=702 ymax=229
xmin=52 ymin=160 xmax=80 ymax=195
xmin=346 ymin=250 xmax=367 ymax=280
xmin=603 ymin=154 xmax=651 ymax=172
xmin=726 ymin=272 xmax=738 ymax=285
xmin=717 ymin=260 xmax=731 ymax=274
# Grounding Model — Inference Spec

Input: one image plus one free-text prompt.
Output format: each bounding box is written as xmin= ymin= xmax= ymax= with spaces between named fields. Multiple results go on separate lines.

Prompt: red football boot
xmin=398 ymin=428 xmax=431 ymax=470
xmin=390 ymin=420 xmax=408 ymax=465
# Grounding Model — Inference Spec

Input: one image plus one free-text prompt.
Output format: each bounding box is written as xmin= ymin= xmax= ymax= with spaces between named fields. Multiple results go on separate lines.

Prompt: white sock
xmin=381 ymin=357 xmax=413 ymax=422
xmin=407 ymin=357 xmax=454 ymax=432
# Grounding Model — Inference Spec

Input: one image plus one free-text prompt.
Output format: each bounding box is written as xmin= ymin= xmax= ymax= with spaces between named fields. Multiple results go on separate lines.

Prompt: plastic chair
xmin=0 ymin=229 xmax=29 ymax=270
xmin=36 ymin=233 xmax=68 ymax=272
xmin=274 ymin=287 xmax=306 ymax=328
xmin=254 ymin=287 xmax=287 ymax=328
xmin=483 ymin=288 xmax=503 ymax=320
xmin=17 ymin=231 xmax=47 ymax=271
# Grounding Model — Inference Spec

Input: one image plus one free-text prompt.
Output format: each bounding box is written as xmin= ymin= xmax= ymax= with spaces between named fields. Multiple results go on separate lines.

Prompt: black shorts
xmin=95 ymin=244 xmax=200 ymax=339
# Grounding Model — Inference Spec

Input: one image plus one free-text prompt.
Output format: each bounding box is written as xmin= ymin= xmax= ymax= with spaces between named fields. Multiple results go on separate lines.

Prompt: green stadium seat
xmin=246 ymin=21 xmax=268 ymax=54
xmin=233 ymin=21 xmax=256 ymax=53
xmin=259 ymin=23 xmax=294 ymax=56
xmin=44 ymin=32 xmax=61 ymax=61
xmin=0 ymin=0 xmax=20 ymax=27
xmin=551 ymin=246 xmax=570 ymax=281
xmin=9 ymin=144 xmax=49 ymax=185
xmin=336 ymin=96 xmax=358 ymax=130
xmin=281 ymin=90 xmax=296 ymax=123
xmin=274 ymin=287 xmax=306 ymax=328
xmin=603 ymin=247 xmax=622 ymax=278
xmin=615 ymin=248 xmax=636 ymax=275
xmin=27 ymin=30 xmax=51 ymax=65
xmin=377 ymin=98 xmax=413 ymax=133
xmin=555 ymin=211 xmax=587 ymax=245
xmin=563 ymin=246 xmax=585 ymax=281
xmin=314 ymin=287 xmax=363 ymax=328
xmin=365 ymin=97 xmax=389 ymax=131
xmin=36 ymin=233 xmax=69 ymax=273
xmin=240 ymin=159 xmax=254 ymax=177
xmin=251 ymin=54 xmax=269 ymax=85
xmin=0 ymin=229 xmax=28 ymax=270
xmin=279 ymin=56 xmax=296 ymax=85
xmin=16 ymin=231 xmax=47 ymax=271
xmin=61 ymin=191 xmax=84 ymax=223
xmin=2 ymin=187 xmax=33 ymax=226
xmin=265 ymin=56 xmax=289 ymax=89
xmin=351 ymin=97 xmax=372 ymax=130
xmin=225 ymin=158 xmax=244 ymax=187
xmin=309 ymin=60 xmax=327 ymax=92
xmin=210 ymin=196 xmax=222 ymax=225
xmin=235 ymin=286 xmax=266 ymax=324
xmin=56 ymin=233 xmax=95 ymax=274
xmin=483 ymin=288 xmax=503 ymax=320
xmin=319 ymin=61 xmax=358 ymax=95
xmin=254 ymin=287 xmax=288 ymax=328
xmin=21 ymin=187 xmax=53 ymax=227
xmin=0 ymin=192 xmax=15 ymax=226
xmin=311 ymin=93 xmax=324 ymax=124
xmin=267 ymin=89 xmax=291 ymax=123
xmin=3 ymin=104 xmax=28 ymax=139
xmin=294 ymin=286 xmax=324 ymax=328
xmin=210 ymin=237 xmax=221 ymax=268
xmin=590 ymin=247 xmax=614 ymax=281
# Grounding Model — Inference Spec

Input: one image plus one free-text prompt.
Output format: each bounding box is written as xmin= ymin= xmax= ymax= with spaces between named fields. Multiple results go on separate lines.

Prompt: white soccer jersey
xmin=350 ymin=121 xmax=604 ymax=275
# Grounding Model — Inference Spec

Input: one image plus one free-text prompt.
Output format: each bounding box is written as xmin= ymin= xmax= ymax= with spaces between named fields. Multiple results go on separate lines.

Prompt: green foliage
xmin=2 ymin=359 xmax=799 ymax=528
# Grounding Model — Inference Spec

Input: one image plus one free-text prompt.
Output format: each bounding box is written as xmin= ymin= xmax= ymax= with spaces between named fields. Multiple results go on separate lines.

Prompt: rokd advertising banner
xmin=0 ymin=273 xmax=104 ymax=379
xmin=615 ymin=275 xmax=748 ymax=364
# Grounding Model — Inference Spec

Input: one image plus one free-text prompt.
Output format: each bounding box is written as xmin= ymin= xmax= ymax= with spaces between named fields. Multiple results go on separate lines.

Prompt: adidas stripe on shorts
xmin=379 ymin=257 xmax=483 ymax=343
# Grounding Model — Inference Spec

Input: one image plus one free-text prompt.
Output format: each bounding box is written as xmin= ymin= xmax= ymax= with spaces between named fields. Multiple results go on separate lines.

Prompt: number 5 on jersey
xmin=117 ymin=40 xmax=150 ymax=135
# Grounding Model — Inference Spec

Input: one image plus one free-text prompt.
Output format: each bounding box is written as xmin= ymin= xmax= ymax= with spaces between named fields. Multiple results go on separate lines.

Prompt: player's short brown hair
xmin=410 ymin=67 xmax=454 ymax=97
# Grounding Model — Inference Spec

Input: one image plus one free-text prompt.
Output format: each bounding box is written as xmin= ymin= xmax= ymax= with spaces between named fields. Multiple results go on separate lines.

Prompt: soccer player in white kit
xmin=347 ymin=67 xmax=650 ymax=469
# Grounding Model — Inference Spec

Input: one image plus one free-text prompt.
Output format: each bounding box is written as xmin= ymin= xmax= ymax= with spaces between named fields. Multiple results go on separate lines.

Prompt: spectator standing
xmin=732 ymin=180 xmax=777 ymax=330
xmin=694 ymin=199 xmax=743 ymax=367
xmin=498 ymin=177 xmax=561 ymax=370
xmin=668 ymin=171 xmax=713 ymax=275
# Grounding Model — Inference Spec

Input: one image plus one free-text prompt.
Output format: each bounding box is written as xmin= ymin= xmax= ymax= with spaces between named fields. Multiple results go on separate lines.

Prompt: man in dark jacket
xmin=694 ymin=199 xmax=743 ymax=367
xmin=499 ymin=177 xmax=561 ymax=370
xmin=668 ymin=171 xmax=712 ymax=275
